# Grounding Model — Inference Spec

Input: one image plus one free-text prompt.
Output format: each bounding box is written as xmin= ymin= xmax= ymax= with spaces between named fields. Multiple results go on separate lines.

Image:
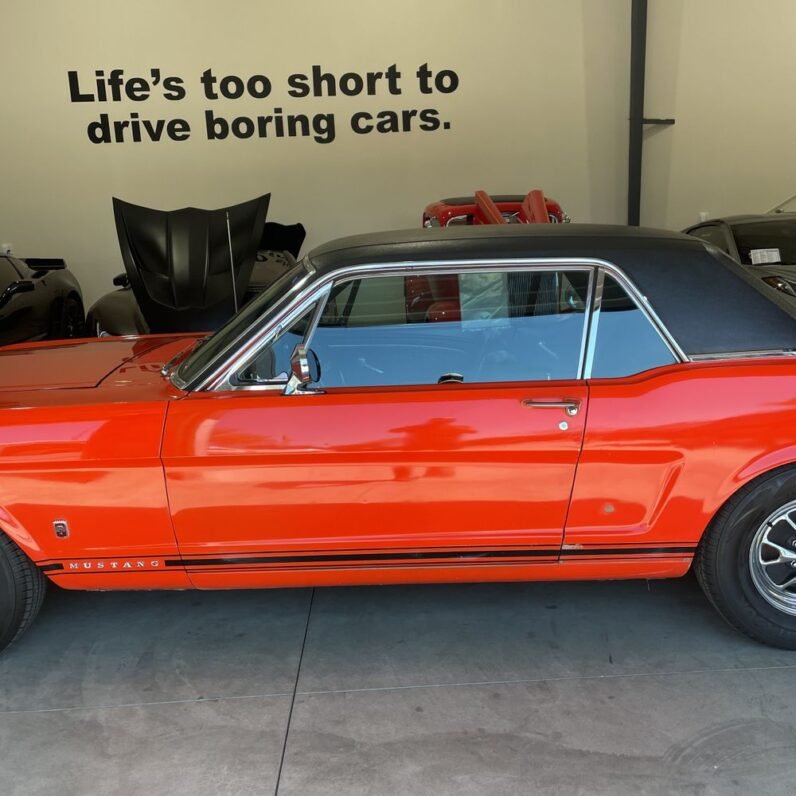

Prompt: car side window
xmin=589 ymin=274 xmax=677 ymax=378
xmin=304 ymin=269 xmax=590 ymax=388
xmin=238 ymin=304 xmax=317 ymax=384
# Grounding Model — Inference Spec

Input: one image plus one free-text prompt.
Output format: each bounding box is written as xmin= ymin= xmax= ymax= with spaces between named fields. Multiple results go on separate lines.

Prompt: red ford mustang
xmin=2 ymin=224 xmax=796 ymax=651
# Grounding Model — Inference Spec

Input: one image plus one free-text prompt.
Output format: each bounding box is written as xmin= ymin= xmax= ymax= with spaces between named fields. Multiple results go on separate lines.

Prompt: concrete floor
xmin=1 ymin=575 xmax=795 ymax=795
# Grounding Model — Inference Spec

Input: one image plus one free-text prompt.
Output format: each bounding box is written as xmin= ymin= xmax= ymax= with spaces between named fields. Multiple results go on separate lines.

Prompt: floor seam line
xmin=292 ymin=662 xmax=796 ymax=698
xmin=0 ymin=690 xmax=295 ymax=716
xmin=3 ymin=661 xmax=794 ymax=717
xmin=273 ymin=587 xmax=315 ymax=796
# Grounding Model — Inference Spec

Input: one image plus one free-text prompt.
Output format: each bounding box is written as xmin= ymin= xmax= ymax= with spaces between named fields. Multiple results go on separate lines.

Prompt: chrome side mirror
xmin=282 ymin=343 xmax=322 ymax=395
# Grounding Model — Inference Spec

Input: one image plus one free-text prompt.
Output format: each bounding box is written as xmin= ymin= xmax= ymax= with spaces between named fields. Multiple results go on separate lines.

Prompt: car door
xmin=162 ymin=263 xmax=593 ymax=586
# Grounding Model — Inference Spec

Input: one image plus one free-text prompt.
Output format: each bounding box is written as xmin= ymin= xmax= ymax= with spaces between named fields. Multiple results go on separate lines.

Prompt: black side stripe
xmin=39 ymin=545 xmax=697 ymax=574
xmin=170 ymin=546 xmax=696 ymax=569
xmin=170 ymin=549 xmax=560 ymax=567
xmin=565 ymin=546 xmax=695 ymax=557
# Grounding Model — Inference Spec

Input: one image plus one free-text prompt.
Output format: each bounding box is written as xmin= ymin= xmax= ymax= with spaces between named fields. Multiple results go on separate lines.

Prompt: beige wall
xmin=643 ymin=0 xmax=796 ymax=229
xmin=7 ymin=0 xmax=795 ymax=309
xmin=0 ymin=0 xmax=630 ymax=305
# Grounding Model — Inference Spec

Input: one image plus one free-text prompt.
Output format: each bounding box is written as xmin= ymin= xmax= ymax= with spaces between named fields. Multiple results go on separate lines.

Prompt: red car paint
xmin=2 ymin=334 xmax=795 ymax=593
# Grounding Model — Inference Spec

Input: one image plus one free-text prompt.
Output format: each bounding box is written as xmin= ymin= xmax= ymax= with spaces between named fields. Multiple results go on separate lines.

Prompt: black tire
xmin=695 ymin=466 xmax=796 ymax=649
xmin=51 ymin=295 xmax=85 ymax=339
xmin=0 ymin=532 xmax=47 ymax=652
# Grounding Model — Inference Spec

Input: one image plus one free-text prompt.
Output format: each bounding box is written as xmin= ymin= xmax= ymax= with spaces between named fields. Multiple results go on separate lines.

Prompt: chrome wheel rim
xmin=749 ymin=500 xmax=796 ymax=616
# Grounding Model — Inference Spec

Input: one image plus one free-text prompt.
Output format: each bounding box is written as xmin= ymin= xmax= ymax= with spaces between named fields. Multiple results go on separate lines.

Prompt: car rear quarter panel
xmin=565 ymin=359 xmax=796 ymax=553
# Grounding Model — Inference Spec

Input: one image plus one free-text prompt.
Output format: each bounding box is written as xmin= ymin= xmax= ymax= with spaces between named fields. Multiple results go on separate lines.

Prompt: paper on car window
xmin=459 ymin=272 xmax=509 ymax=324
xmin=750 ymin=248 xmax=782 ymax=265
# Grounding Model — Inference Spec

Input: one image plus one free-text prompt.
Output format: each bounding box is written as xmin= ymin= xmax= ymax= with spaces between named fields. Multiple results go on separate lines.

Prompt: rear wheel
xmin=695 ymin=467 xmax=796 ymax=649
xmin=0 ymin=533 xmax=47 ymax=652
xmin=51 ymin=295 xmax=85 ymax=339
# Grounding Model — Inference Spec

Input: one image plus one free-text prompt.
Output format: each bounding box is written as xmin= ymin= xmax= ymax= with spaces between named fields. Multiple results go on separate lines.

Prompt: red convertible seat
xmin=425 ymin=300 xmax=461 ymax=322
xmin=405 ymin=275 xmax=461 ymax=322
xmin=428 ymin=274 xmax=460 ymax=302
xmin=517 ymin=190 xmax=551 ymax=224
xmin=405 ymin=275 xmax=433 ymax=321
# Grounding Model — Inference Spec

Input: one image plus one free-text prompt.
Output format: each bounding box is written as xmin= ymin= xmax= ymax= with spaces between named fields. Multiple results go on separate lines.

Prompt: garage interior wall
xmin=0 ymin=0 xmax=629 ymax=305
xmin=0 ymin=0 xmax=794 ymax=306
xmin=643 ymin=0 xmax=796 ymax=229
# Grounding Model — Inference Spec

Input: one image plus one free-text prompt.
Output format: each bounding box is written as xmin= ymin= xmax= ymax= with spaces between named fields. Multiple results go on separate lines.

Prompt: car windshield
xmin=734 ymin=220 xmax=796 ymax=265
xmin=174 ymin=256 xmax=314 ymax=386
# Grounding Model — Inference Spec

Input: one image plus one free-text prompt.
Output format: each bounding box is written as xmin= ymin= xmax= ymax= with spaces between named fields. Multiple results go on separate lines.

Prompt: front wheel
xmin=52 ymin=295 xmax=85 ymax=339
xmin=695 ymin=467 xmax=796 ymax=649
xmin=0 ymin=533 xmax=47 ymax=652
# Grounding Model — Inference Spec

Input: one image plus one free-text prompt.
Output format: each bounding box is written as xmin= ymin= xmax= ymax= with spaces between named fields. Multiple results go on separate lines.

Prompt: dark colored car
xmin=86 ymin=193 xmax=305 ymax=336
xmin=0 ymin=255 xmax=83 ymax=346
xmin=684 ymin=214 xmax=796 ymax=299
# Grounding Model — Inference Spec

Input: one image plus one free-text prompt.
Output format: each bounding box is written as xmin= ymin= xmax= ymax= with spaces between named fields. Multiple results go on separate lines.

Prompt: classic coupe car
xmin=3 ymin=224 xmax=796 ymax=652
xmin=684 ymin=214 xmax=796 ymax=299
xmin=0 ymin=254 xmax=83 ymax=346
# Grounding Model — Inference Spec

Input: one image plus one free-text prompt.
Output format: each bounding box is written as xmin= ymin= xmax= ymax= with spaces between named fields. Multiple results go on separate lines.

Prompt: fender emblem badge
xmin=53 ymin=520 xmax=70 ymax=539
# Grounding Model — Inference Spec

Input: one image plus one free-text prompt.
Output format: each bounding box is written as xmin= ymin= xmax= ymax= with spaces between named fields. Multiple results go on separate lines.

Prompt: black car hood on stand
xmin=112 ymin=193 xmax=270 ymax=333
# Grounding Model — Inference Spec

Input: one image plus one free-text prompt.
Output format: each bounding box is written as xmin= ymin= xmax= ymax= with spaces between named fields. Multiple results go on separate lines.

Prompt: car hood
xmin=114 ymin=193 xmax=270 ymax=334
xmin=753 ymin=263 xmax=796 ymax=280
xmin=0 ymin=336 xmax=195 ymax=392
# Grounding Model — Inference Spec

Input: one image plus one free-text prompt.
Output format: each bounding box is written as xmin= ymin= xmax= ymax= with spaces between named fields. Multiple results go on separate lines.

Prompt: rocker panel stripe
xmin=38 ymin=545 xmax=696 ymax=574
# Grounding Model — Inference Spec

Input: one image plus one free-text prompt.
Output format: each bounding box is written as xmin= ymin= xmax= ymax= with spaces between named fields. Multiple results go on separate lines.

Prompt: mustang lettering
xmin=60 ymin=560 xmax=163 ymax=570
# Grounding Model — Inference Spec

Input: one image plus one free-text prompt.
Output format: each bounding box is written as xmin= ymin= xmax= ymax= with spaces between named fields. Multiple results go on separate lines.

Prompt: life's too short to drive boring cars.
xmin=72 ymin=64 xmax=457 ymax=145
xmin=3 ymin=224 xmax=796 ymax=652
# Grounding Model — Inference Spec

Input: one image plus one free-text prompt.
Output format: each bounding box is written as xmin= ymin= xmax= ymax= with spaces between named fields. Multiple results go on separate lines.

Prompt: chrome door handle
xmin=521 ymin=399 xmax=580 ymax=416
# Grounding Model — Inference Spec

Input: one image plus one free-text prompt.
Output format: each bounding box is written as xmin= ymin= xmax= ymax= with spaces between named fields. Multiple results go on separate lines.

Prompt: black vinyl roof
xmin=309 ymin=224 xmax=796 ymax=356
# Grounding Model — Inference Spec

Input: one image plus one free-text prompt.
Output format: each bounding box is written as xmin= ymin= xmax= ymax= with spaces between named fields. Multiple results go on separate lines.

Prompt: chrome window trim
xmin=171 ymin=258 xmax=316 ymax=391
xmin=192 ymin=256 xmax=688 ymax=393
xmin=219 ymin=284 xmax=332 ymax=392
xmin=319 ymin=265 xmax=595 ymax=383
xmin=690 ymin=349 xmax=796 ymax=362
xmin=593 ymin=263 xmax=688 ymax=366
xmin=575 ymin=269 xmax=595 ymax=380
xmin=200 ymin=258 xmax=598 ymax=392
xmin=581 ymin=268 xmax=605 ymax=379
xmin=229 ymin=292 xmax=330 ymax=391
